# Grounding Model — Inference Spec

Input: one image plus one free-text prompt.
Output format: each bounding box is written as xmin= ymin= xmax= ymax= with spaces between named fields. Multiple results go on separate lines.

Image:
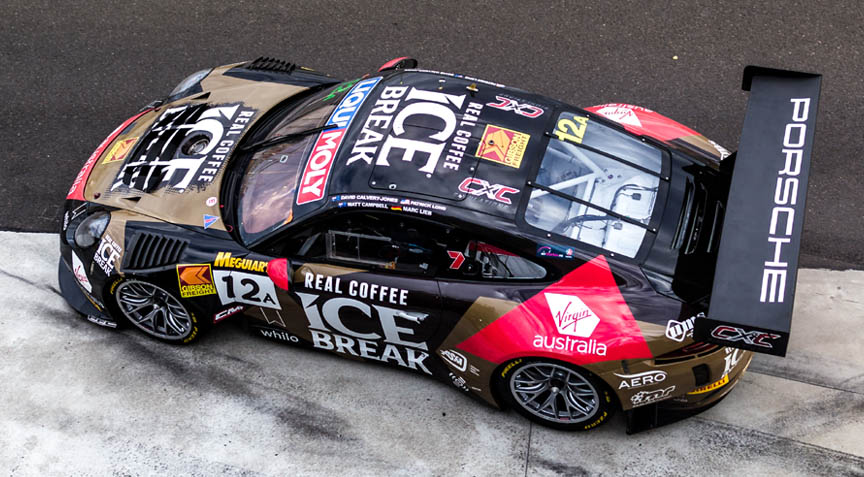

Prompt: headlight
xmin=169 ymin=69 xmax=212 ymax=98
xmin=74 ymin=212 xmax=110 ymax=248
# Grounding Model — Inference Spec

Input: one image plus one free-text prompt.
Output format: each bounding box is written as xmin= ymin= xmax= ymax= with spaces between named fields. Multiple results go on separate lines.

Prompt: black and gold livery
xmin=59 ymin=58 xmax=820 ymax=433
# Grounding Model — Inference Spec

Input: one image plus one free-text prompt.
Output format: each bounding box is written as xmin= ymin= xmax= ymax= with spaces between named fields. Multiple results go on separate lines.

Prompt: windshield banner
xmin=296 ymin=77 xmax=382 ymax=205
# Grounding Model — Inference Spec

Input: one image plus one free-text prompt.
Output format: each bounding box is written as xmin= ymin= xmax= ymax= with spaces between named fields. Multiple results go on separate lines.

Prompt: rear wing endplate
xmin=694 ymin=66 xmax=822 ymax=356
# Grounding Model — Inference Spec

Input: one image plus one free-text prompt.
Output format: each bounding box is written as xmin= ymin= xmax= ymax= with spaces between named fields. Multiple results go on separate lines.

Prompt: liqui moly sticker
xmin=297 ymin=77 xmax=382 ymax=205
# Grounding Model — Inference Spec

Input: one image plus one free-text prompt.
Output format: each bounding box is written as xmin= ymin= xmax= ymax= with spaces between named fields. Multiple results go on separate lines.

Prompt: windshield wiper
xmin=239 ymin=123 xmax=338 ymax=153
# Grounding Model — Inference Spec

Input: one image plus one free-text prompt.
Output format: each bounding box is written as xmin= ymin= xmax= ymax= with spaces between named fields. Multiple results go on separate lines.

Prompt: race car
xmin=59 ymin=57 xmax=821 ymax=432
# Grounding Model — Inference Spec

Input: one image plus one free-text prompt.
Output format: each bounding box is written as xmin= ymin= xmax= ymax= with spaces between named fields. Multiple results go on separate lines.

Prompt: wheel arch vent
xmin=123 ymin=232 xmax=188 ymax=271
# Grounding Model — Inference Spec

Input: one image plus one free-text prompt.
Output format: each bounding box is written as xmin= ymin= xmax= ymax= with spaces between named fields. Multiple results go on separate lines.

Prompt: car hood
xmin=80 ymin=63 xmax=311 ymax=231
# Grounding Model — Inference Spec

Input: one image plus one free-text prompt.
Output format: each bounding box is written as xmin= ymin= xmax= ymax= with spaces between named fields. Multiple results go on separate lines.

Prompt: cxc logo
xmin=710 ymin=326 xmax=781 ymax=349
xmin=458 ymin=177 xmax=519 ymax=205
xmin=487 ymin=96 xmax=545 ymax=118
xmin=544 ymin=293 xmax=599 ymax=338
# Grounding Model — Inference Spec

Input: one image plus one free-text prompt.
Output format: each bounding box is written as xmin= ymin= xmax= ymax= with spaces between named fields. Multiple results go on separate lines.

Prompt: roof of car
xmin=293 ymin=70 xmax=561 ymax=224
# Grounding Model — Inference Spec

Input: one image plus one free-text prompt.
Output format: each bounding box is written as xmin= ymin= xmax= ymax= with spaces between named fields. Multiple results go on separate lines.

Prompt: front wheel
xmin=498 ymin=359 xmax=614 ymax=431
xmin=113 ymin=279 xmax=202 ymax=344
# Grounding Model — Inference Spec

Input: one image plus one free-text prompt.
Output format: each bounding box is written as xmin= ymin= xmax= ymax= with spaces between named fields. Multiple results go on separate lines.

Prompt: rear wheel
xmin=114 ymin=279 xmax=201 ymax=344
xmin=499 ymin=359 xmax=614 ymax=431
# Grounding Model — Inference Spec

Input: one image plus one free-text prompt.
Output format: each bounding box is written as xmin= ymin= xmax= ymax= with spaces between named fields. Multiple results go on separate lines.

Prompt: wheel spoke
xmin=124 ymin=301 xmax=153 ymax=313
xmin=515 ymin=376 xmax=544 ymax=386
xmin=156 ymin=307 xmax=169 ymax=334
xmin=516 ymin=381 xmax=546 ymax=392
xmin=520 ymin=383 xmax=549 ymax=400
xmin=165 ymin=310 xmax=186 ymax=335
xmin=561 ymin=392 xmax=581 ymax=418
xmin=538 ymin=391 xmax=557 ymax=416
xmin=565 ymin=388 xmax=591 ymax=416
xmin=139 ymin=308 xmax=158 ymax=326
xmin=572 ymin=393 xmax=595 ymax=411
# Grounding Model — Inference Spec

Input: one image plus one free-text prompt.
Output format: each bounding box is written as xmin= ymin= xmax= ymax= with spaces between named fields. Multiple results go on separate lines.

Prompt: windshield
xmin=235 ymin=83 xmax=352 ymax=243
xmin=525 ymin=111 xmax=663 ymax=258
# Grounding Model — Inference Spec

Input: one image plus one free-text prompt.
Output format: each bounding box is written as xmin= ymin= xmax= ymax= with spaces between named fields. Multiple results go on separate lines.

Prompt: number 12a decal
xmin=553 ymin=113 xmax=589 ymax=144
xmin=213 ymin=270 xmax=281 ymax=309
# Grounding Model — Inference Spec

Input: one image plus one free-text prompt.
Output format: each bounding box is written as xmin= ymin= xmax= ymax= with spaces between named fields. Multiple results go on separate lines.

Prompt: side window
xmin=280 ymin=212 xmax=545 ymax=280
xmin=287 ymin=212 xmax=451 ymax=277
xmin=444 ymin=240 xmax=546 ymax=280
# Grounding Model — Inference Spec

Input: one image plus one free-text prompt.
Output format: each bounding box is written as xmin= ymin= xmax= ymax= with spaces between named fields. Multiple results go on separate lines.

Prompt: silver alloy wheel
xmin=509 ymin=362 xmax=600 ymax=424
xmin=115 ymin=280 xmax=193 ymax=340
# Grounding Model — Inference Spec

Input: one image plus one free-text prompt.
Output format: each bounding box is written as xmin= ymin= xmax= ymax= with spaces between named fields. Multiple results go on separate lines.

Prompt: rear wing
xmin=694 ymin=66 xmax=822 ymax=357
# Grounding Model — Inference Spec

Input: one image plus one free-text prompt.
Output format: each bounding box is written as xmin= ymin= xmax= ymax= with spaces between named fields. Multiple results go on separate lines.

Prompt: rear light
xmin=655 ymin=342 xmax=720 ymax=364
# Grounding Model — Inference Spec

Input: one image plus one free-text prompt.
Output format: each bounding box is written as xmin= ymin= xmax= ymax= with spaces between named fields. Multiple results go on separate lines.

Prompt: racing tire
xmin=111 ymin=278 xmax=204 ymax=345
xmin=497 ymin=358 xmax=614 ymax=431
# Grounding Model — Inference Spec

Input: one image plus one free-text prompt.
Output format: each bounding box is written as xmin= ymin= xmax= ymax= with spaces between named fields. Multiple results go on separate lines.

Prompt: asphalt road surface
xmin=2 ymin=1 xmax=863 ymax=269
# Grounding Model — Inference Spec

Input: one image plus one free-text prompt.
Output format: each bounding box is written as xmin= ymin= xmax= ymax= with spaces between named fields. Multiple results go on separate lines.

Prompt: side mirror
xmin=267 ymin=258 xmax=291 ymax=290
xmin=378 ymin=57 xmax=419 ymax=72
xmin=461 ymin=260 xmax=480 ymax=277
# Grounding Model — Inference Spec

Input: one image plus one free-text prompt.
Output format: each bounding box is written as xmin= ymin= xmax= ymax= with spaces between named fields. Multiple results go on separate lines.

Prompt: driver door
xmin=264 ymin=211 xmax=447 ymax=376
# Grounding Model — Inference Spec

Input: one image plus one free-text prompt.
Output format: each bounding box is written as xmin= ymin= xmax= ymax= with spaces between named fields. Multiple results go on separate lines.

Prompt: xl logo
xmin=487 ymin=96 xmax=545 ymax=118
xmin=544 ymin=293 xmax=599 ymax=338
xmin=458 ymin=177 xmax=520 ymax=205
xmin=711 ymin=325 xmax=781 ymax=349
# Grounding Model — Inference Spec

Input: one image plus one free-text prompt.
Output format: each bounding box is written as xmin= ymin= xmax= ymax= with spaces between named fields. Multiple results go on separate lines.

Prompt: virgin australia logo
xmin=544 ymin=293 xmax=599 ymax=338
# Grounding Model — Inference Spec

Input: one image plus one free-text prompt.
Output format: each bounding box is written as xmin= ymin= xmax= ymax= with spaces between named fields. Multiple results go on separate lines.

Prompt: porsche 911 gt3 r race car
xmin=59 ymin=57 xmax=821 ymax=432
